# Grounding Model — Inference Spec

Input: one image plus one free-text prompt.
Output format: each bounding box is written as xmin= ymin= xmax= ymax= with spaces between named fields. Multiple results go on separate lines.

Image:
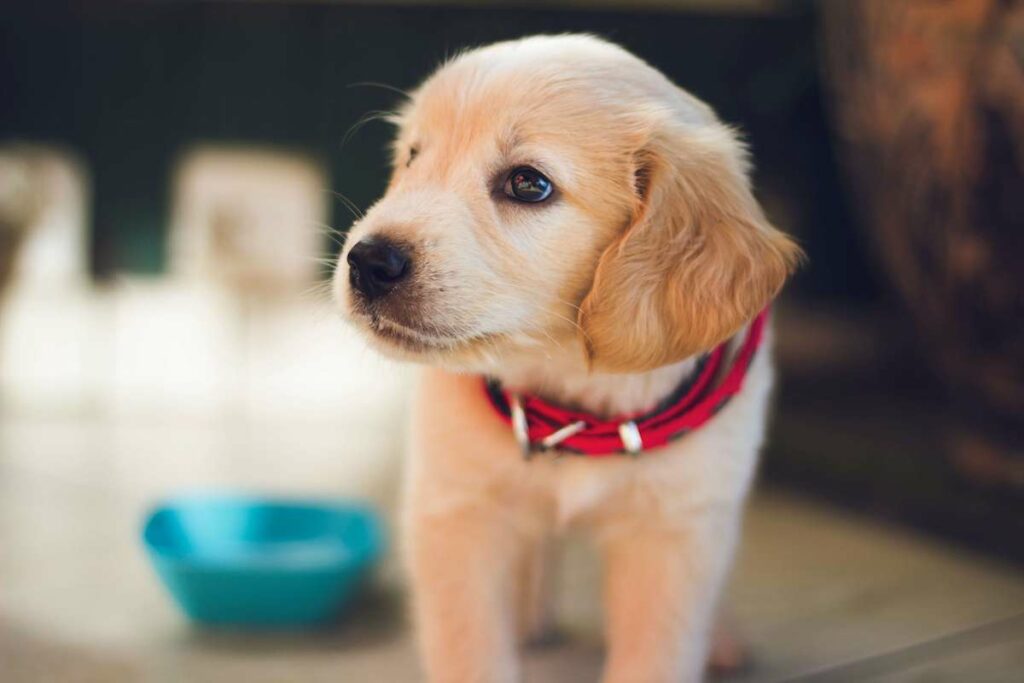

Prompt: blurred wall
xmin=0 ymin=1 xmax=875 ymax=302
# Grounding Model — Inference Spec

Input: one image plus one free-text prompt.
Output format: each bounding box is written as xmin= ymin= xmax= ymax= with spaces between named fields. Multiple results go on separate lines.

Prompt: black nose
xmin=346 ymin=237 xmax=411 ymax=300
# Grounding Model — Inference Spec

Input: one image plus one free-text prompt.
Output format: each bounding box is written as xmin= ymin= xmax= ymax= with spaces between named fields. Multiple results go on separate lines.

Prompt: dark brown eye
xmin=406 ymin=146 xmax=418 ymax=167
xmin=504 ymin=167 xmax=553 ymax=203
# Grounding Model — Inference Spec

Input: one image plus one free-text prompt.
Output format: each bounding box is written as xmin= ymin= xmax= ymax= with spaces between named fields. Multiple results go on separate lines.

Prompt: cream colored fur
xmin=333 ymin=34 xmax=801 ymax=683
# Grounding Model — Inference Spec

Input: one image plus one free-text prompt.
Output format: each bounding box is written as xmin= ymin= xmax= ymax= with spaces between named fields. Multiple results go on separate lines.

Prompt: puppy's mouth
xmin=360 ymin=313 xmax=483 ymax=354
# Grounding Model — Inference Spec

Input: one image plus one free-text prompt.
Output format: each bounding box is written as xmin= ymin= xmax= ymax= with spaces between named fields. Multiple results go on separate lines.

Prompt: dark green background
xmin=0 ymin=1 xmax=873 ymax=301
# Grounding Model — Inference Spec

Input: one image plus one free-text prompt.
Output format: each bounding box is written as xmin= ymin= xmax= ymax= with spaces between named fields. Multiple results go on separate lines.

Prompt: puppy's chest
xmin=526 ymin=431 xmax=746 ymax=531
xmin=410 ymin=355 xmax=772 ymax=530
xmin=535 ymin=403 xmax=769 ymax=530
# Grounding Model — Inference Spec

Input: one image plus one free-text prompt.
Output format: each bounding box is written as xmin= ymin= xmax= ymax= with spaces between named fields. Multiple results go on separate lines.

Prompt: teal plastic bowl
xmin=142 ymin=495 xmax=385 ymax=627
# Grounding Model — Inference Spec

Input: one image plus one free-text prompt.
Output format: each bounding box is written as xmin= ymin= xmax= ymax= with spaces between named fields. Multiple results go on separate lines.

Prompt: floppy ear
xmin=578 ymin=117 xmax=803 ymax=372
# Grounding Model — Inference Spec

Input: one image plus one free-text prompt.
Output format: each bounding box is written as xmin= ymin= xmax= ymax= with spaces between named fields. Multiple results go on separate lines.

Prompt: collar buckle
xmin=508 ymin=393 xmax=533 ymax=459
xmin=539 ymin=420 xmax=587 ymax=451
xmin=618 ymin=420 xmax=643 ymax=456
xmin=512 ymin=393 xmax=644 ymax=458
xmin=510 ymin=393 xmax=589 ymax=459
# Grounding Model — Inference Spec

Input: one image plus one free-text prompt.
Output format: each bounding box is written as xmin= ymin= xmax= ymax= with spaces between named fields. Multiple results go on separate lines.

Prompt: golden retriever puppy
xmin=334 ymin=34 xmax=801 ymax=683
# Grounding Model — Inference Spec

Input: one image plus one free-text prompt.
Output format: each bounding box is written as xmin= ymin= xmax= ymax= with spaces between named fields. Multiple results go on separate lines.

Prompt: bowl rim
xmin=141 ymin=492 xmax=386 ymax=572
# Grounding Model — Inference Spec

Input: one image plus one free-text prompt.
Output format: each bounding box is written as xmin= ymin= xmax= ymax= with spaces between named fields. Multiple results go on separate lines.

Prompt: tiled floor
xmin=1 ymin=413 xmax=1022 ymax=682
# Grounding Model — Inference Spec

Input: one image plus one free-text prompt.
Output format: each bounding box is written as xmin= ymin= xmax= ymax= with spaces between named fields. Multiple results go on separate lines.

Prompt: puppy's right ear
xmin=578 ymin=116 xmax=802 ymax=372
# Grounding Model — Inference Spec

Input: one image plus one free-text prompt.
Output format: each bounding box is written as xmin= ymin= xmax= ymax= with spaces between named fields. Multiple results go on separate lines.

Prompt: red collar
xmin=483 ymin=308 xmax=770 ymax=458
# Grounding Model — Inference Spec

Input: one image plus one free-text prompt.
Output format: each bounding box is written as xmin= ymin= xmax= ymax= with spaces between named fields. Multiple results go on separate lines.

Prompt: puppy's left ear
xmin=578 ymin=117 xmax=803 ymax=372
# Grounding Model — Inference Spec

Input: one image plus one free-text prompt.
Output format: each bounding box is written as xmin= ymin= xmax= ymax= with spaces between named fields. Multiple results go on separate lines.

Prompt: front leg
xmin=406 ymin=501 xmax=526 ymax=683
xmin=517 ymin=534 xmax=558 ymax=646
xmin=600 ymin=511 xmax=741 ymax=683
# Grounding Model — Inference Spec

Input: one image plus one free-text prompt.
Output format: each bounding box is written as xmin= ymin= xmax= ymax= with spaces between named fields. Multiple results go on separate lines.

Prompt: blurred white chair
xmin=110 ymin=144 xmax=411 ymax=435
xmin=0 ymin=143 xmax=90 ymax=291
xmin=105 ymin=279 xmax=237 ymax=417
xmin=107 ymin=145 xmax=323 ymax=419
xmin=169 ymin=146 xmax=325 ymax=296
xmin=0 ymin=141 xmax=409 ymax=496
xmin=0 ymin=143 xmax=104 ymax=413
xmin=107 ymin=145 xmax=331 ymax=418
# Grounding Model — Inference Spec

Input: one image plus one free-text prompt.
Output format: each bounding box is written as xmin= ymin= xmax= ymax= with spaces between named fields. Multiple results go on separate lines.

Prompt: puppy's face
xmin=334 ymin=36 xmax=801 ymax=373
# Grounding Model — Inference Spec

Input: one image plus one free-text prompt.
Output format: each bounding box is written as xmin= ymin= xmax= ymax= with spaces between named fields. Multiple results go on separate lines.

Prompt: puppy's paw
xmin=707 ymin=621 xmax=750 ymax=677
xmin=523 ymin=623 xmax=568 ymax=650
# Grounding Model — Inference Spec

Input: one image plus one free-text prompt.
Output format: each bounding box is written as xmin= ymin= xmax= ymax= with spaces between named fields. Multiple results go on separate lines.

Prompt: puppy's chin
xmin=348 ymin=310 xmax=502 ymax=369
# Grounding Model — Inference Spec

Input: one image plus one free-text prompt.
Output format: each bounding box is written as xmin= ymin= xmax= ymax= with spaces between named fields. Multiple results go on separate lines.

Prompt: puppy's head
xmin=334 ymin=35 xmax=802 ymax=372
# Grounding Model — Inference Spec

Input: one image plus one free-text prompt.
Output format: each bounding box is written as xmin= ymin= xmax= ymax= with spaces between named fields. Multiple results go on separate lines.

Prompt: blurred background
xmin=1 ymin=1 xmax=1022 ymax=681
